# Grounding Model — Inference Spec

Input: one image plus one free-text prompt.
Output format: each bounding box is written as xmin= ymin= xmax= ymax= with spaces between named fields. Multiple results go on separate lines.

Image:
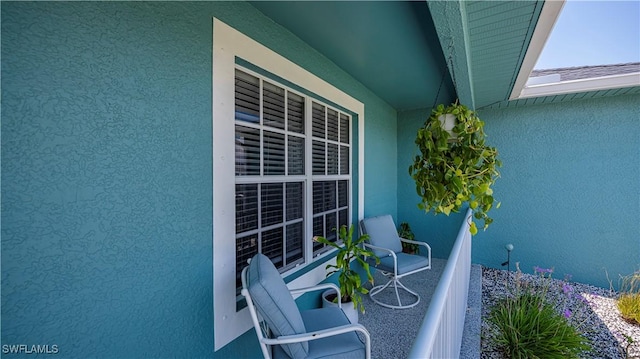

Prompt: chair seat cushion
xmin=272 ymin=307 xmax=366 ymax=359
xmin=372 ymin=252 xmax=430 ymax=275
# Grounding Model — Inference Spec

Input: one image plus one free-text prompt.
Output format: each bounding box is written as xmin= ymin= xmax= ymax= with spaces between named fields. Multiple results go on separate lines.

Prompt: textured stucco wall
xmin=398 ymin=95 xmax=640 ymax=288
xmin=1 ymin=2 xmax=397 ymax=357
xmin=398 ymin=94 xmax=639 ymax=288
xmin=474 ymin=94 xmax=639 ymax=289
xmin=399 ymin=94 xmax=640 ymax=288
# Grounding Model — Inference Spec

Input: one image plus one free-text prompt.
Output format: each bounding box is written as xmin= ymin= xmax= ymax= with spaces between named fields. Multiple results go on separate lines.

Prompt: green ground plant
xmin=397 ymin=221 xmax=419 ymax=254
xmin=314 ymin=224 xmax=379 ymax=314
xmin=618 ymin=270 xmax=640 ymax=325
xmin=488 ymin=266 xmax=590 ymax=358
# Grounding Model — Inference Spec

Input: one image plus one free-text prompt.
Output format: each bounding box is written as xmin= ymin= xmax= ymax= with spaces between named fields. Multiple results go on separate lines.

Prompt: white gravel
xmin=481 ymin=267 xmax=640 ymax=359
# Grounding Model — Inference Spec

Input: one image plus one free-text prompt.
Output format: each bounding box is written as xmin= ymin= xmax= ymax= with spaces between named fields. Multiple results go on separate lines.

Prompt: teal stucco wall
xmin=397 ymin=94 xmax=639 ymax=289
xmin=1 ymin=2 xmax=397 ymax=357
xmin=474 ymin=94 xmax=639 ymax=289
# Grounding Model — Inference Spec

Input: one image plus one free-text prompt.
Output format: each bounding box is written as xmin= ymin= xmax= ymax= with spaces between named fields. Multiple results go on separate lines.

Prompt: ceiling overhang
xmin=436 ymin=0 xmax=547 ymax=109
xmin=249 ymin=1 xmax=455 ymax=111
xmin=250 ymin=1 xmax=637 ymax=112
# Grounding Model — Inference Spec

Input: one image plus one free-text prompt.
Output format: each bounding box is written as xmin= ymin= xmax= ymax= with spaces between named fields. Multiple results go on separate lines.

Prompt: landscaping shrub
xmin=618 ymin=270 xmax=640 ymax=325
xmin=488 ymin=266 xmax=590 ymax=358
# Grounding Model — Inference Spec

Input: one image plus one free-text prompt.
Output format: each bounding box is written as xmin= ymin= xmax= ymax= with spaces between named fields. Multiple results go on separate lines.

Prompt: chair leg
xmin=369 ymin=277 xmax=420 ymax=309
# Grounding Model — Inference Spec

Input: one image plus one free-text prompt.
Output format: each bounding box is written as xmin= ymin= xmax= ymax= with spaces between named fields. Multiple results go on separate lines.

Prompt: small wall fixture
xmin=501 ymin=243 xmax=514 ymax=272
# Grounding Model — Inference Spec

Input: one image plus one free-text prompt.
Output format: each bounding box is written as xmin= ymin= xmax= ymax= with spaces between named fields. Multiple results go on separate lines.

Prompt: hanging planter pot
xmin=437 ymin=113 xmax=458 ymax=141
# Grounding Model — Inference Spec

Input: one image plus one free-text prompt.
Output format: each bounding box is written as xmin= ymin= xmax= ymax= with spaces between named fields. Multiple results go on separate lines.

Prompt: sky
xmin=534 ymin=0 xmax=640 ymax=69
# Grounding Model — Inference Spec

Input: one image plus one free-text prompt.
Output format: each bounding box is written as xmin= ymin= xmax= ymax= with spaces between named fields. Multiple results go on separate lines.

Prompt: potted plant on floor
xmin=408 ymin=101 xmax=501 ymax=234
xmin=314 ymin=224 xmax=379 ymax=323
xmin=398 ymin=222 xmax=419 ymax=254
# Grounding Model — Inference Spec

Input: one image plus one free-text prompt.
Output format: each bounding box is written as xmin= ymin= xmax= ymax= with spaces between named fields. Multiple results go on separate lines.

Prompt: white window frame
xmin=212 ymin=18 xmax=365 ymax=350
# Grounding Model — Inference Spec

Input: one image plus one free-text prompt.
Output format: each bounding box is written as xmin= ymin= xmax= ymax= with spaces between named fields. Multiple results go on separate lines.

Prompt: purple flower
xmin=563 ymin=309 xmax=572 ymax=318
xmin=564 ymin=273 xmax=573 ymax=281
xmin=613 ymin=330 xmax=624 ymax=341
xmin=562 ymin=283 xmax=573 ymax=295
xmin=534 ymin=266 xmax=553 ymax=274
xmin=577 ymin=294 xmax=590 ymax=304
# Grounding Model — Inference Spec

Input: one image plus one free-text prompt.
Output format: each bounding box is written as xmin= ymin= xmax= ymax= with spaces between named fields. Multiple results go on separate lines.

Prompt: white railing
xmin=408 ymin=209 xmax=473 ymax=359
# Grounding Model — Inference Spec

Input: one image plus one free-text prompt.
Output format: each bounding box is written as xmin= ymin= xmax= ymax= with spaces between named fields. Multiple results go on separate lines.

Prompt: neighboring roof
xmin=530 ymin=62 xmax=640 ymax=82
xmin=514 ymin=62 xmax=640 ymax=101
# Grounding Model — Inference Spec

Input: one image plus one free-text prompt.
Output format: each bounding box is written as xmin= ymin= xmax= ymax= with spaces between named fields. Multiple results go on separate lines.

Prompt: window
xmin=233 ymin=69 xmax=352 ymax=295
xmin=212 ymin=18 xmax=365 ymax=350
xmin=310 ymin=102 xmax=351 ymax=253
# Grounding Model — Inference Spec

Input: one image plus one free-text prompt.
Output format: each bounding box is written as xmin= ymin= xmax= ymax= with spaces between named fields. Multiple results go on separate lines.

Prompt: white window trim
xmin=212 ymin=18 xmax=365 ymax=350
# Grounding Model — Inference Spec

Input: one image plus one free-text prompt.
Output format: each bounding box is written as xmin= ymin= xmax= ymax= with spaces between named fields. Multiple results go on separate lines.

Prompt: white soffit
xmin=510 ymin=0 xmax=565 ymax=100
xmin=519 ymin=72 xmax=640 ymax=98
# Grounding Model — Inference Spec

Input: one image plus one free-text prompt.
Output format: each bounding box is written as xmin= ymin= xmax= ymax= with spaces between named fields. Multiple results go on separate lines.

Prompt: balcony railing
xmin=408 ymin=209 xmax=473 ymax=358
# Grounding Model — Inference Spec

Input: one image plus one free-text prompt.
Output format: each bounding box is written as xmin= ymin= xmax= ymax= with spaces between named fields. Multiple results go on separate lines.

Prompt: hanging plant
xmin=408 ymin=101 xmax=501 ymax=234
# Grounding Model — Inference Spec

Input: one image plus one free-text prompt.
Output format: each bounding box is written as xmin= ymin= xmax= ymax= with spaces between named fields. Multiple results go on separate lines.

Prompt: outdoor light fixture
xmin=501 ymin=243 xmax=514 ymax=272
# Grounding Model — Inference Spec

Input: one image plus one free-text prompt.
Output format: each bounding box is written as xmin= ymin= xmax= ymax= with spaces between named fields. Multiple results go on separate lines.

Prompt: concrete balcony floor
xmin=358 ymin=258 xmax=482 ymax=359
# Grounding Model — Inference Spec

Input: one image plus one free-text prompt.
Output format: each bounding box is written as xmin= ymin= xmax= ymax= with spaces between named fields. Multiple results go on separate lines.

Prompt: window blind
xmin=233 ymin=67 xmax=350 ymax=292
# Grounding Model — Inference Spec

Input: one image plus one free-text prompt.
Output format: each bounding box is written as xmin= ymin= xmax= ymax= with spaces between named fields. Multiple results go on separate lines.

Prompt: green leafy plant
xmin=490 ymin=294 xmax=589 ymax=359
xmin=617 ymin=269 xmax=640 ymax=325
xmin=488 ymin=266 xmax=590 ymax=358
xmin=314 ymin=224 xmax=379 ymax=314
xmin=397 ymin=222 xmax=419 ymax=254
xmin=409 ymin=101 xmax=501 ymax=234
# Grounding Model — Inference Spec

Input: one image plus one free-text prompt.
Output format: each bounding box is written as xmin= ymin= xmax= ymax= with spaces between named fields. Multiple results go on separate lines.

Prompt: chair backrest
xmin=245 ymin=254 xmax=308 ymax=358
xmin=360 ymin=215 xmax=403 ymax=257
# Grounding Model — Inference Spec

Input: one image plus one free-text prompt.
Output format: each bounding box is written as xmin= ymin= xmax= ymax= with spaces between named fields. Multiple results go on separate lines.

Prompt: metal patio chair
xmin=360 ymin=215 xmax=432 ymax=309
xmin=241 ymin=253 xmax=371 ymax=359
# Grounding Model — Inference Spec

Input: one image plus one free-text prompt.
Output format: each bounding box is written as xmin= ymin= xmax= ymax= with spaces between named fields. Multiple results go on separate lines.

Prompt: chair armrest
xmin=263 ymin=324 xmax=371 ymax=359
xmin=399 ymin=238 xmax=432 ymax=250
xmin=399 ymin=238 xmax=432 ymax=264
xmin=364 ymin=243 xmax=398 ymax=275
xmin=363 ymin=242 xmax=396 ymax=257
xmin=289 ymin=283 xmax=340 ymax=297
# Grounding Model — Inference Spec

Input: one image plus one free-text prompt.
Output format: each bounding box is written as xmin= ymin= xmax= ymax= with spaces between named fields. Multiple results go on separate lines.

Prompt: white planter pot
xmin=437 ymin=113 xmax=458 ymax=140
xmin=321 ymin=289 xmax=359 ymax=324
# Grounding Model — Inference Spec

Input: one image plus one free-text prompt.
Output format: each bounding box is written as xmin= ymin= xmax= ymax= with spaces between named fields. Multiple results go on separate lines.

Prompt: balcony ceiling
xmin=250 ymin=1 xmax=456 ymax=111
xmin=252 ymin=1 xmax=637 ymax=111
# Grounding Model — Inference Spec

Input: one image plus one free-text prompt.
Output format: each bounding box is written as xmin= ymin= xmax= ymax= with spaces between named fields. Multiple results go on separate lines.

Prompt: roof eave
xmin=510 ymin=1 xmax=566 ymax=100
xmin=427 ymin=1 xmax=475 ymax=109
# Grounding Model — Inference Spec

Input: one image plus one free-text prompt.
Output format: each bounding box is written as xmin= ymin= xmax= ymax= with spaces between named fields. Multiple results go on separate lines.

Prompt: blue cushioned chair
xmin=360 ymin=215 xmax=432 ymax=309
xmin=241 ymin=254 xmax=371 ymax=359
